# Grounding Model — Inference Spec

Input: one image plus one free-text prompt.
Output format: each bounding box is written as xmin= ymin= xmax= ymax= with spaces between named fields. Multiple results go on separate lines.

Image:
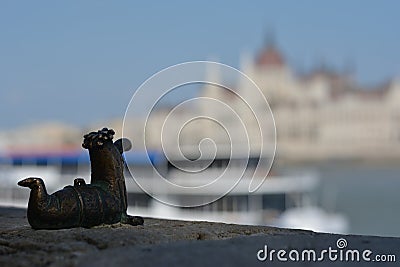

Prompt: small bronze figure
xmin=18 ymin=128 xmax=144 ymax=229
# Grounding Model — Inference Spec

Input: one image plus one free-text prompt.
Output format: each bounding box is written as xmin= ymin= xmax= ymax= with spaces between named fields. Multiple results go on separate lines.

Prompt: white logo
xmin=123 ymin=61 xmax=276 ymax=207
xmin=257 ymin=238 xmax=396 ymax=263
xmin=336 ymin=238 xmax=348 ymax=249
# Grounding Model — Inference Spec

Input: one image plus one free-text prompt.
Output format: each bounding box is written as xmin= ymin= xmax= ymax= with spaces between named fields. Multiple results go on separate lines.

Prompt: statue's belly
xmin=30 ymin=185 xmax=121 ymax=229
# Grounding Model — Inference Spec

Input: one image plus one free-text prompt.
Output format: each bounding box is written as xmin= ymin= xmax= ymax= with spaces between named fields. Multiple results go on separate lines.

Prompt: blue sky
xmin=0 ymin=1 xmax=399 ymax=129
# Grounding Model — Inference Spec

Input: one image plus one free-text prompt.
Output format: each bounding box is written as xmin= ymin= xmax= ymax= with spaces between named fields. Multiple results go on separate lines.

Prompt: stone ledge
xmin=0 ymin=207 xmax=399 ymax=266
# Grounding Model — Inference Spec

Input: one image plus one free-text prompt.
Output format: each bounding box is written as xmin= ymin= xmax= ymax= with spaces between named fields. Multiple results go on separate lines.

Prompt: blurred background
xmin=1 ymin=1 xmax=399 ymax=236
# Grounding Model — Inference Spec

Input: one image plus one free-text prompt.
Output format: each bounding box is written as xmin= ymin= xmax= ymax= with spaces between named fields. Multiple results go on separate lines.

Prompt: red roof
xmin=256 ymin=45 xmax=285 ymax=67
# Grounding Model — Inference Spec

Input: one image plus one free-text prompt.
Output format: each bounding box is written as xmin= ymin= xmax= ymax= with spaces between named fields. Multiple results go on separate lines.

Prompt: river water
xmin=2 ymin=163 xmax=399 ymax=237
xmin=286 ymin=164 xmax=400 ymax=237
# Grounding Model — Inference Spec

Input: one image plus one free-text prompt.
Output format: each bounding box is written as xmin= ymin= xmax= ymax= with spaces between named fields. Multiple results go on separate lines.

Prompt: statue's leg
xmin=83 ymin=128 xmax=144 ymax=226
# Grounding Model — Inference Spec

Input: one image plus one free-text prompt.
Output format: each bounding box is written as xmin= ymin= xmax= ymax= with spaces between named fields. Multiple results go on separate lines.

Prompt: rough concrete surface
xmin=0 ymin=207 xmax=399 ymax=266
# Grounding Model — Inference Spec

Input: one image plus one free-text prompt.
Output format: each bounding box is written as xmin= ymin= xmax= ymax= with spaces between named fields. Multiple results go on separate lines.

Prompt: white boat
xmin=0 ymin=151 xmax=348 ymax=233
xmin=126 ymin=171 xmax=348 ymax=233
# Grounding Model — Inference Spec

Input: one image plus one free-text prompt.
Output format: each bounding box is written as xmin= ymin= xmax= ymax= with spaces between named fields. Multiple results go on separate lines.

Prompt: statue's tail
xmin=18 ymin=177 xmax=43 ymax=189
xmin=18 ymin=177 xmax=59 ymax=229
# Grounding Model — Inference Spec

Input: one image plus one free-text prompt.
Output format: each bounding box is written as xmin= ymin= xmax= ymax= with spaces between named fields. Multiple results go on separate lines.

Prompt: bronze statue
xmin=18 ymin=128 xmax=144 ymax=229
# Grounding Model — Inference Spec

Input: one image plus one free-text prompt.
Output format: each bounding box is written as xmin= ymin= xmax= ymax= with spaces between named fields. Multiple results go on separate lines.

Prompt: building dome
xmin=255 ymin=44 xmax=285 ymax=67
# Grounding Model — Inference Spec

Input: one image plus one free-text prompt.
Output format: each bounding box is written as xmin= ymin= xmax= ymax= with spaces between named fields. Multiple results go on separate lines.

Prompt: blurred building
xmin=1 ymin=41 xmax=400 ymax=163
xmin=215 ymin=42 xmax=400 ymax=161
xmin=149 ymin=41 xmax=400 ymax=162
xmin=0 ymin=122 xmax=82 ymax=153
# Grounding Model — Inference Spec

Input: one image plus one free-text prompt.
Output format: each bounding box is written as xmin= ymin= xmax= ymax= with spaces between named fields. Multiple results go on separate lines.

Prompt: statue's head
xmin=82 ymin=128 xmax=131 ymax=152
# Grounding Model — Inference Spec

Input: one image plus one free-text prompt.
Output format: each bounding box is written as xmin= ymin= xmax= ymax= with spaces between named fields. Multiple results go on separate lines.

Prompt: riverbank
xmin=0 ymin=207 xmax=399 ymax=266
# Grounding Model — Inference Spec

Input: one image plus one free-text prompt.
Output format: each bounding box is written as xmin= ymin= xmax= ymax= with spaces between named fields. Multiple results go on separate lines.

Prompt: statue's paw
xmin=82 ymin=128 xmax=115 ymax=149
xmin=74 ymin=178 xmax=86 ymax=186
xmin=122 ymin=215 xmax=144 ymax=226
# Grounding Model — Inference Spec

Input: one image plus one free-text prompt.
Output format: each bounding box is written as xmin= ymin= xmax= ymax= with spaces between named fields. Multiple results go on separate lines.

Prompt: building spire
xmin=256 ymin=29 xmax=285 ymax=67
xmin=264 ymin=27 xmax=276 ymax=48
